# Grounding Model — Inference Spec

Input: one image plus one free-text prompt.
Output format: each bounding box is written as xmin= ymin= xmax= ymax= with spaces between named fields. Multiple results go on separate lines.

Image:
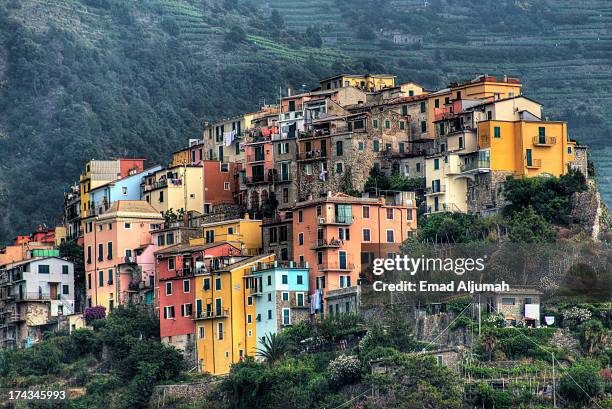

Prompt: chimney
xmin=503 ymin=75 xmax=508 ymax=83
xmin=287 ymin=88 xmax=292 ymax=97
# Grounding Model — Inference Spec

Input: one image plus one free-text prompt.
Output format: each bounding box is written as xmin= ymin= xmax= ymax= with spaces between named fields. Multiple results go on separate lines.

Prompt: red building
xmin=154 ymin=242 xmax=240 ymax=354
xmin=203 ymin=160 xmax=241 ymax=212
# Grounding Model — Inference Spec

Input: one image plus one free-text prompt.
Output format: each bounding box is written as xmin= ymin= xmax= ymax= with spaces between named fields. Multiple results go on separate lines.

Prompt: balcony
xmin=317 ymin=261 xmax=355 ymax=272
xmin=246 ymin=154 xmax=266 ymax=163
xmin=425 ymin=185 xmax=446 ymax=195
xmin=143 ymin=179 xmax=169 ymax=192
xmin=194 ymin=308 xmax=230 ymax=320
xmin=461 ymin=159 xmax=491 ymax=174
xmin=526 ymin=158 xmax=542 ymax=168
xmin=317 ymin=215 xmax=352 ymax=225
xmin=533 ymin=136 xmax=557 ymax=146
xmin=245 ymin=174 xmax=276 ymax=185
xmin=298 ymin=128 xmax=331 ymax=139
xmin=119 ymin=256 xmax=137 ymax=265
xmin=296 ymin=151 xmax=327 ymax=161
xmin=310 ymin=238 xmax=342 ymax=250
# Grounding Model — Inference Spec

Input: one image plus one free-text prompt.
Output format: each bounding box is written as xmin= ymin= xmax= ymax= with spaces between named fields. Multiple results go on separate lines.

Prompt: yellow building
xmin=190 ymin=217 xmax=263 ymax=256
xmin=141 ymin=165 xmax=203 ymax=215
xmin=319 ymin=74 xmax=396 ymax=92
xmin=478 ymin=120 xmax=575 ymax=177
xmin=427 ymin=75 xmax=523 ymax=140
xmin=194 ymin=253 xmax=275 ymax=375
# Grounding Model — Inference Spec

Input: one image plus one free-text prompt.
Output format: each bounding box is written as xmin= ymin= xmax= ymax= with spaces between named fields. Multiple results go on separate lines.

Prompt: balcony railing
xmin=296 ymin=151 xmax=327 ymax=161
xmin=317 ymin=216 xmax=352 ymax=225
xmin=460 ymin=159 xmax=491 ymax=173
xmin=533 ymin=136 xmax=557 ymax=146
xmin=143 ymin=179 xmax=169 ymax=192
xmin=310 ymin=239 xmax=342 ymax=250
xmin=194 ymin=308 xmax=229 ymax=320
xmin=425 ymin=185 xmax=446 ymax=195
xmin=15 ymin=292 xmax=63 ymax=301
xmin=244 ymin=174 xmax=277 ymax=185
xmin=526 ymin=158 xmax=542 ymax=168
xmin=298 ymin=129 xmax=331 ymax=139
xmin=317 ymin=262 xmax=355 ymax=272
xmin=246 ymin=154 xmax=266 ymax=163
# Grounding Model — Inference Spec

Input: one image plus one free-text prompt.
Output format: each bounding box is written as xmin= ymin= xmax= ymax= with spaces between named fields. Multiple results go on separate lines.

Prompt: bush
xmin=559 ymin=361 xmax=604 ymax=404
xmin=84 ymin=306 xmax=106 ymax=323
xmin=327 ymin=354 xmax=361 ymax=384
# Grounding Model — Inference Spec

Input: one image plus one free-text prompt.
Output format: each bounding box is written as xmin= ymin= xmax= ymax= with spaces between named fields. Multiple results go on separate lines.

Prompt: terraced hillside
xmin=266 ymin=0 xmax=612 ymax=200
xmin=0 ymin=0 xmax=610 ymax=240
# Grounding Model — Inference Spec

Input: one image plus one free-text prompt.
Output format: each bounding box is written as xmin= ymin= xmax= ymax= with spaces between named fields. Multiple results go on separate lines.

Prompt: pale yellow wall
xmin=144 ymin=166 xmax=203 ymax=214
xmin=192 ymin=220 xmax=262 ymax=256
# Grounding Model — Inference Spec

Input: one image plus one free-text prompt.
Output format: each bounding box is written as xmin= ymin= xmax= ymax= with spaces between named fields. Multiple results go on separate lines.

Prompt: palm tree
xmin=482 ymin=334 xmax=497 ymax=362
xmin=256 ymin=333 xmax=288 ymax=367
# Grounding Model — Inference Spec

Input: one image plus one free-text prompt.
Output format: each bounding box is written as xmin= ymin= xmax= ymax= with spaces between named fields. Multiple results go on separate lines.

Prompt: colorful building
xmin=246 ymin=260 xmax=309 ymax=350
xmin=83 ymin=201 xmax=163 ymax=311
xmin=194 ymin=253 xmax=274 ymax=375
xmin=0 ymin=257 xmax=75 ymax=348
xmin=141 ymin=165 xmax=204 ymax=215
xmin=155 ymin=242 xmax=239 ymax=355
xmin=319 ymin=74 xmax=396 ymax=92
xmin=191 ymin=217 xmax=263 ymax=256
xmin=292 ymin=192 xmax=417 ymax=314
xmin=79 ymin=159 xmax=145 ymax=219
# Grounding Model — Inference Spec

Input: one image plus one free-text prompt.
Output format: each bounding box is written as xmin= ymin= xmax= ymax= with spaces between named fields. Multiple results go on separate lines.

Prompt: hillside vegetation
xmin=1 ymin=0 xmax=612 ymax=240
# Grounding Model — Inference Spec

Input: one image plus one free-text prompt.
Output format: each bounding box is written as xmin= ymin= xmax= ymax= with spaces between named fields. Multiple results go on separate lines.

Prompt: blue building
xmin=248 ymin=260 xmax=309 ymax=349
xmin=88 ymin=165 xmax=162 ymax=216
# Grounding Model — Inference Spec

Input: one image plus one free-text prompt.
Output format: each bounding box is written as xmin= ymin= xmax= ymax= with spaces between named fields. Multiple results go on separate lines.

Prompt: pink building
xmin=83 ymin=201 xmax=164 ymax=311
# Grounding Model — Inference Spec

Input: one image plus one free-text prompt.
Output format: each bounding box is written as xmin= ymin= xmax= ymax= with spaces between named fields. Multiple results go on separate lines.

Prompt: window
xmin=358 ymin=141 xmax=365 ymax=151
xmin=215 ymin=298 xmax=222 ymax=315
xmin=157 ymin=235 xmax=165 ymax=246
xmin=399 ymin=121 xmax=405 ymax=130
xmin=494 ymin=126 xmax=501 ymax=138
xmin=568 ymin=147 xmax=573 ymax=154
xmin=298 ymin=233 xmax=304 ymax=246
xmin=386 ymin=208 xmax=394 ymax=220
xmin=373 ymin=119 xmax=378 ymax=129
xmin=215 ymin=278 xmax=221 ymax=291
xmin=217 ymin=322 xmax=223 ymax=340
xmin=336 ymin=162 xmax=343 ymax=173
xmin=502 ymin=298 xmax=515 ymax=305
xmin=124 ymin=222 xmax=131 ymax=229
xmin=420 ymin=101 xmax=426 ymax=113
xmin=385 ymin=120 xmax=390 ymax=129
xmin=98 ymin=271 xmax=104 ymax=287
xmin=435 ymin=99 xmax=440 ymax=108
xmin=183 ymin=280 xmax=190 ymax=293
xmin=267 ymin=275 xmax=272 ymax=286
xmin=220 ymin=163 xmax=229 ymax=172
xmin=166 ymin=233 xmax=174 ymax=245
xmin=298 ymin=210 xmax=303 ymax=223
xmin=87 ymin=246 xmax=92 ymax=264
xmin=268 ymin=310 xmax=273 ymax=319
xmin=98 ymin=244 xmax=103 ymax=261
xmin=386 ymin=229 xmax=395 ymax=243
xmin=224 ymin=182 xmax=230 ymax=190
xmin=247 ymin=296 xmax=253 ymax=306
xmin=107 ymin=242 xmax=113 ymax=260
xmin=362 ymin=206 xmax=370 ymax=219
xmin=487 ymin=111 xmax=492 ymax=120
xmin=416 ymin=162 xmax=421 ymax=172
xmin=199 ymin=327 xmax=205 ymax=339
xmin=336 ymin=141 xmax=343 ymax=156
xmin=297 ymin=293 xmax=305 ymax=306
xmin=164 ymin=306 xmax=175 ymax=319
xmin=203 ymin=278 xmax=210 ymax=290
xmin=421 ymin=120 xmax=427 ymax=133
xmin=363 ymin=228 xmax=371 ymax=242
xmin=407 ymin=209 xmax=413 ymax=221
xmin=205 ymin=230 xmax=215 ymax=243
xmin=373 ymin=140 xmax=380 ymax=152
xmin=38 ymin=264 xmax=50 ymax=274
xmin=88 ymin=273 xmax=91 ymax=290
xmin=181 ymin=303 xmax=192 ymax=317
xmin=269 ymin=227 xmax=278 ymax=243
xmin=339 ymin=227 xmax=350 ymax=241
xmin=122 ymin=186 xmax=128 ymax=195
xmin=108 ymin=269 xmax=113 ymax=285
xmin=168 ymin=257 xmax=175 ymax=270
xmin=282 ymin=275 xmax=288 ymax=285
xmin=62 ymin=265 xmax=69 ymax=274
xmin=297 ymin=275 xmax=303 ymax=285
xmin=267 ymin=293 xmax=272 ymax=302
xmin=282 ymin=292 xmax=289 ymax=301
xmin=63 ymin=284 xmax=69 ymax=295
xmin=247 ymin=314 xmax=252 ymax=323
xmin=282 ymin=308 xmax=291 ymax=325
xmin=399 ymin=142 xmax=405 ymax=152
xmin=166 ymin=282 xmax=173 ymax=295
xmin=434 ymin=158 xmax=440 ymax=170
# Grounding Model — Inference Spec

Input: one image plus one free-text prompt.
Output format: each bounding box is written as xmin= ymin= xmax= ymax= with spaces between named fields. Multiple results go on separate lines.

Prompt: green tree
xmin=508 ymin=206 xmax=556 ymax=243
xmin=558 ymin=361 xmax=604 ymax=405
xmin=256 ymin=333 xmax=288 ymax=367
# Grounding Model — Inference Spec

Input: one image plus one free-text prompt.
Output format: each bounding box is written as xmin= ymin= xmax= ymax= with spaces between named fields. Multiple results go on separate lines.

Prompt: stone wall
xmin=262 ymin=222 xmax=293 ymax=261
xmin=467 ymin=170 xmax=513 ymax=215
xmin=162 ymin=333 xmax=196 ymax=365
xmin=150 ymin=381 xmax=219 ymax=408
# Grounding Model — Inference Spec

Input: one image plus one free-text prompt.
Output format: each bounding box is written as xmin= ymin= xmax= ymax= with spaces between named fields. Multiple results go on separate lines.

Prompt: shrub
xmin=327 ymin=354 xmax=361 ymax=384
xmin=84 ymin=306 xmax=106 ymax=323
xmin=559 ymin=361 xmax=604 ymax=404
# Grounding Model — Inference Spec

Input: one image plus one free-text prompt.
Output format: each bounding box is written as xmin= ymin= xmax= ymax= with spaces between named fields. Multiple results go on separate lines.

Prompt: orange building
xmin=203 ymin=160 xmax=241 ymax=212
xmin=83 ymin=201 xmax=164 ymax=311
xmin=292 ymin=192 xmax=417 ymax=314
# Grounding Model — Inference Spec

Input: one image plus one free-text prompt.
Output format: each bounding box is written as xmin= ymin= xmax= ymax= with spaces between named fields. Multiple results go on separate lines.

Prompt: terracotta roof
xmin=216 ymin=254 xmax=274 ymax=272
xmin=97 ymin=200 xmax=163 ymax=221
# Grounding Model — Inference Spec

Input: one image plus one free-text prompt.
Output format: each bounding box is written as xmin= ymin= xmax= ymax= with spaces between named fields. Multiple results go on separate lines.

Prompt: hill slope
xmin=0 ymin=0 xmax=611 ymax=240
